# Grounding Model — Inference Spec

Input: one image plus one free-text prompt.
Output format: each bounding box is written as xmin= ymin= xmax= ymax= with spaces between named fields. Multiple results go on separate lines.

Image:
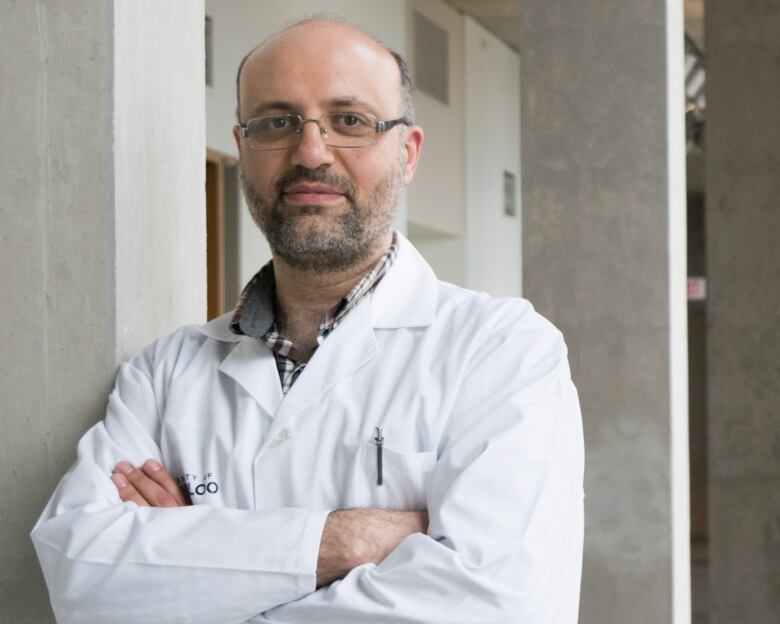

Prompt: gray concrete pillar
xmin=0 ymin=1 xmax=205 ymax=621
xmin=705 ymin=5 xmax=780 ymax=624
xmin=519 ymin=1 xmax=690 ymax=623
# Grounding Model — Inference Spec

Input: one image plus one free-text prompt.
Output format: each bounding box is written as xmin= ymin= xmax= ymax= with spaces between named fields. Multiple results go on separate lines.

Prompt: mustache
xmin=274 ymin=166 xmax=356 ymax=201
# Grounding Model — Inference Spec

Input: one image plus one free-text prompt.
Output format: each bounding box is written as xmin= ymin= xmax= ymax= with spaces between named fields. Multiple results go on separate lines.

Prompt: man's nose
xmin=290 ymin=119 xmax=335 ymax=169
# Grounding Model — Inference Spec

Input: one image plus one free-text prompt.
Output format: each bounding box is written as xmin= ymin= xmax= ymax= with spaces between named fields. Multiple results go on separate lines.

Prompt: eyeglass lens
xmin=245 ymin=113 xmax=378 ymax=150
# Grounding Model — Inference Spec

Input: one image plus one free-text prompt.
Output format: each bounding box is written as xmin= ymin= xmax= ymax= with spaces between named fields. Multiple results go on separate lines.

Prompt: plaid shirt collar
xmin=230 ymin=233 xmax=398 ymax=393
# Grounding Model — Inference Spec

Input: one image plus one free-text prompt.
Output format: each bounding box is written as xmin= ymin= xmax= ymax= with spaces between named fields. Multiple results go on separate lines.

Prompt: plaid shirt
xmin=230 ymin=235 xmax=398 ymax=394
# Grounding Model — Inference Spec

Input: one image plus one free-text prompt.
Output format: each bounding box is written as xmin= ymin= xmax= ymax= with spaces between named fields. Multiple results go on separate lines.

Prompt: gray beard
xmin=240 ymin=164 xmax=402 ymax=273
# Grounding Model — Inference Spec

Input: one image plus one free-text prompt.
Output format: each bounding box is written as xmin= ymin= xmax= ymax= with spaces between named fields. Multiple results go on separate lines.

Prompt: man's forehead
xmin=239 ymin=21 xmax=401 ymax=114
xmin=250 ymin=20 xmax=394 ymax=68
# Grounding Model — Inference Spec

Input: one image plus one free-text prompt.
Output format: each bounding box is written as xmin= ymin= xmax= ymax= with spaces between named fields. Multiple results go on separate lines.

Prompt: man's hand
xmin=111 ymin=460 xmax=190 ymax=507
xmin=316 ymin=508 xmax=429 ymax=588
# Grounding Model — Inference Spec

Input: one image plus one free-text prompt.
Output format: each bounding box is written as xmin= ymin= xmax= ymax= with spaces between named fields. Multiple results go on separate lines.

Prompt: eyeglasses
xmin=237 ymin=112 xmax=410 ymax=151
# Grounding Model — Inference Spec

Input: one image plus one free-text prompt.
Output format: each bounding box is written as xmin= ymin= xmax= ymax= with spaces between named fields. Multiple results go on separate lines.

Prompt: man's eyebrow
xmin=327 ymin=97 xmax=375 ymax=110
xmin=246 ymin=101 xmax=297 ymax=118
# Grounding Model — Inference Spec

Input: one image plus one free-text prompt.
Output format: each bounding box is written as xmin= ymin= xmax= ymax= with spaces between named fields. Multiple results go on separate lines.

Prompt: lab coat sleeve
xmin=255 ymin=310 xmax=585 ymax=624
xmin=31 ymin=345 xmax=329 ymax=624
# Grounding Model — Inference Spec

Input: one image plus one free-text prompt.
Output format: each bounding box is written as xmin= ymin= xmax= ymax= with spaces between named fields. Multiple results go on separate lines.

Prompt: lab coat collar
xmin=198 ymin=314 xmax=283 ymax=416
xmin=199 ymin=312 xmax=243 ymax=342
xmin=198 ymin=231 xmax=438 ymax=339
xmin=193 ymin=231 xmax=437 ymax=420
xmin=369 ymin=231 xmax=438 ymax=329
xmin=218 ymin=337 xmax=284 ymax=417
xmin=200 ymin=297 xmax=380 ymax=426
xmin=266 ymin=234 xmax=437 ymax=429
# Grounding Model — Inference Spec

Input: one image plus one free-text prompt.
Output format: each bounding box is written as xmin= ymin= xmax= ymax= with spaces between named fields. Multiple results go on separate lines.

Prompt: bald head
xmin=232 ymin=17 xmax=425 ymax=275
xmin=235 ymin=18 xmax=414 ymax=124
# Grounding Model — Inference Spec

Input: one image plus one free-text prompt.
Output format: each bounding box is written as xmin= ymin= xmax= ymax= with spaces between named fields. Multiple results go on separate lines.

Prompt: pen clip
xmin=374 ymin=426 xmax=384 ymax=486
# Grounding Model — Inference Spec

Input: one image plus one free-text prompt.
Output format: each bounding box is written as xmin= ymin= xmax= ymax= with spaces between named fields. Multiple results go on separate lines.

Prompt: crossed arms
xmin=31 ymin=316 xmax=584 ymax=624
xmin=110 ymin=458 xmax=427 ymax=588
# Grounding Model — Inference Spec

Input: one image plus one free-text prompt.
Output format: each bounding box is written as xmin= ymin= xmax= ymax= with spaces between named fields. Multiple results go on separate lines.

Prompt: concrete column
xmin=705 ymin=5 xmax=780 ymax=624
xmin=519 ymin=1 xmax=689 ymax=623
xmin=0 ymin=1 xmax=204 ymax=621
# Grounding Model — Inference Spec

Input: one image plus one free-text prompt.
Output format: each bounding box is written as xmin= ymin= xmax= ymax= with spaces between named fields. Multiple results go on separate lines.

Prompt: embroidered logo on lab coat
xmin=176 ymin=472 xmax=220 ymax=497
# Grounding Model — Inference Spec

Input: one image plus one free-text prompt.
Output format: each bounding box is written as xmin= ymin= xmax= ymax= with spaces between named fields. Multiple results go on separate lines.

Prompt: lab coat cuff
xmin=296 ymin=509 xmax=330 ymax=596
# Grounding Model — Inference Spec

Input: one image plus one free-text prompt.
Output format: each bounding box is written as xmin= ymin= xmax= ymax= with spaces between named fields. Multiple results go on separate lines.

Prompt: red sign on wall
xmin=687 ymin=277 xmax=707 ymax=301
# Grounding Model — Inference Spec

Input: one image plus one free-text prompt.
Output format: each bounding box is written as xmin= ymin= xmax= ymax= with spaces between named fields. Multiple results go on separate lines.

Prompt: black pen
xmin=374 ymin=426 xmax=384 ymax=486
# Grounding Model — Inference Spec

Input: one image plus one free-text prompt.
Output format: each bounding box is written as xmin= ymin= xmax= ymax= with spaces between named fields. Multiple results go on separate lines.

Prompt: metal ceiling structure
xmin=442 ymin=0 xmax=705 ymax=53
xmin=442 ymin=0 xmax=706 ymax=148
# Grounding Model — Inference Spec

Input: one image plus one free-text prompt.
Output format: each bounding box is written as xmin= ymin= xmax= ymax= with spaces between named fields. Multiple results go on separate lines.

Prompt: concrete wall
xmin=0 ymin=1 xmax=205 ymax=620
xmin=1 ymin=3 xmax=115 ymax=620
xmin=519 ymin=1 xmax=689 ymax=622
xmin=705 ymin=4 xmax=780 ymax=623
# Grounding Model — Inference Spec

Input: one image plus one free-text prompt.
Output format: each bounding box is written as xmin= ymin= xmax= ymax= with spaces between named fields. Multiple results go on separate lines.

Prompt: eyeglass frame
xmin=236 ymin=112 xmax=411 ymax=151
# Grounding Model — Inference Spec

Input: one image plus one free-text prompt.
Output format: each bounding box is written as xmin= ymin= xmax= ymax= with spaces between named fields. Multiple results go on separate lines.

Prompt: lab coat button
xmin=270 ymin=429 xmax=289 ymax=448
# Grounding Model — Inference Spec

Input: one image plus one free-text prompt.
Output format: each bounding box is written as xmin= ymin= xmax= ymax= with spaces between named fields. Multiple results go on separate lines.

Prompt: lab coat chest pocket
xmin=360 ymin=441 xmax=437 ymax=510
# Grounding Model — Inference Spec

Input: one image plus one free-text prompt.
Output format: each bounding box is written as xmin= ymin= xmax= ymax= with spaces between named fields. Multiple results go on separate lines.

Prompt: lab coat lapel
xmin=226 ymin=232 xmax=437 ymax=434
xmin=271 ymin=300 xmax=378 ymax=429
xmin=370 ymin=232 xmax=437 ymax=329
xmin=273 ymin=233 xmax=438 ymax=424
xmin=218 ymin=336 xmax=284 ymax=418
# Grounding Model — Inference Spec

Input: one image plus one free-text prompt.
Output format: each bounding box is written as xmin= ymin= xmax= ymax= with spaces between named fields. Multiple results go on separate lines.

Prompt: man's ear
xmin=401 ymin=125 xmax=424 ymax=186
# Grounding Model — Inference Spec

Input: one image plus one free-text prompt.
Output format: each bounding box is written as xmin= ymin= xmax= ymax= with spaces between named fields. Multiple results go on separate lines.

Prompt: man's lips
xmin=283 ymin=183 xmax=345 ymax=204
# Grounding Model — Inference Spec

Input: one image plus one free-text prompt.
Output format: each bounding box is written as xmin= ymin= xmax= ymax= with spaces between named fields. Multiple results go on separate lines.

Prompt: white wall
xmin=406 ymin=0 xmax=466 ymax=238
xmin=464 ymin=17 xmax=521 ymax=297
xmin=404 ymin=0 xmax=467 ymax=286
xmin=115 ymin=0 xmax=207 ymax=361
xmin=205 ymin=0 xmax=408 ymax=289
xmin=407 ymin=6 xmax=521 ymax=295
xmin=408 ymin=223 xmax=467 ymax=286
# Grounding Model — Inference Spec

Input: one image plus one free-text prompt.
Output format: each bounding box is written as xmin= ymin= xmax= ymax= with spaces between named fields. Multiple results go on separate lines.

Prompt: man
xmin=32 ymin=18 xmax=584 ymax=624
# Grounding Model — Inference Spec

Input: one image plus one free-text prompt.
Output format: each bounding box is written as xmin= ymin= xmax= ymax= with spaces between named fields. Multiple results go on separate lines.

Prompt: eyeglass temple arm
xmin=376 ymin=118 xmax=410 ymax=134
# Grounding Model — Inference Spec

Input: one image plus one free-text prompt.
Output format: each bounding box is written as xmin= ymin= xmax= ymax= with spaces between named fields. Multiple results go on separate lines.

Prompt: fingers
xmin=111 ymin=471 xmax=150 ymax=507
xmin=111 ymin=461 xmax=185 ymax=508
xmin=141 ymin=459 xmax=190 ymax=506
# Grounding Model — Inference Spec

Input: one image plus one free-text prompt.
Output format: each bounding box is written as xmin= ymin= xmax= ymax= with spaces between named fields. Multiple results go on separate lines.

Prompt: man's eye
xmin=251 ymin=116 xmax=295 ymax=134
xmin=330 ymin=113 xmax=372 ymax=134
xmin=267 ymin=117 xmax=290 ymax=129
xmin=334 ymin=113 xmax=368 ymax=126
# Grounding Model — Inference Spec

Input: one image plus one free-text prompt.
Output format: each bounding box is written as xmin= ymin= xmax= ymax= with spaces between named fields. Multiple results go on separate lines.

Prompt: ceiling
xmin=443 ymin=0 xmax=705 ymax=52
xmin=443 ymin=0 xmax=522 ymax=51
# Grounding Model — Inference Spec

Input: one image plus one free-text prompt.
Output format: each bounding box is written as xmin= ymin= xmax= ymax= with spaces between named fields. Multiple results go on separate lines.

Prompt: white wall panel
xmin=114 ymin=0 xmax=207 ymax=361
xmin=464 ymin=16 xmax=521 ymax=297
xmin=406 ymin=0 xmax=465 ymax=239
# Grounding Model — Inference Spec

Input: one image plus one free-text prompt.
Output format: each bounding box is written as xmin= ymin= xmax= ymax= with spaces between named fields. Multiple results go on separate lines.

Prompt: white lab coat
xmin=32 ymin=233 xmax=584 ymax=624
